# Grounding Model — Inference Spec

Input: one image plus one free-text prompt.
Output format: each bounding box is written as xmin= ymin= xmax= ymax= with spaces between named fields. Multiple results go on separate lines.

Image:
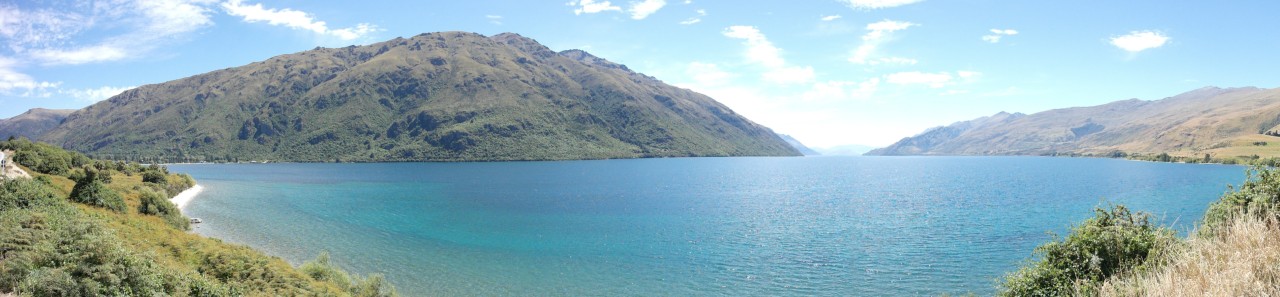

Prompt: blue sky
xmin=1 ymin=0 xmax=1278 ymax=147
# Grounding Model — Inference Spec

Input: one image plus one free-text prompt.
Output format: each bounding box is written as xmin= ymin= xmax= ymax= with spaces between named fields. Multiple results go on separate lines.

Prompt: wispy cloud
xmin=723 ymin=25 xmax=815 ymax=84
xmin=849 ymin=20 xmax=917 ymax=65
xmin=2 ymin=0 xmax=216 ymax=65
xmin=568 ymin=0 xmax=622 ymax=15
xmin=821 ymin=15 xmax=842 ymax=21
xmin=62 ymin=85 xmax=136 ymax=103
xmin=629 ymin=0 xmax=666 ymax=20
xmin=1110 ymin=30 xmax=1169 ymax=53
xmin=0 ymin=57 xmax=59 ymax=97
xmin=884 ymin=70 xmax=979 ymax=88
xmin=486 ymin=15 xmax=503 ymax=25
xmin=982 ymin=28 xmax=1017 ymax=43
xmin=680 ymin=9 xmax=706 ymax=25
xmin=221 ymin=0 xmax=379 ymax=40
xmin=839 ymin=0 xmax=924 ymax=10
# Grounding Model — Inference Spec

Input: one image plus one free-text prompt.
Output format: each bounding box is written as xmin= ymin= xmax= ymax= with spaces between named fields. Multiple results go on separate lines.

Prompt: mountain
xmin=0 ymin=108 xmax=76 ymax=140
xmin=866 ymin=111 xmax=1025 ymax=155
xmin=40 ymin=32 xmax=798 ymax=162
xmin=866 ymin=87 xmax=1280 ymax=157
xmin=819 ymin=145 xmax=876 ymax=156
xmin=777 ymin=134 xmax=819 ymax=155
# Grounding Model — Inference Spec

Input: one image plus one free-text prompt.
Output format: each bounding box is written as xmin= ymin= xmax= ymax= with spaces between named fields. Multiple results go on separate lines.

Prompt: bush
xmin=998 ymin=205 xmax=1177 ymax=296
xmin=302 ymin=252 xmax=399 ymax=297
xmin=1202 ymin=165 xmax=1280 ymax=232
xmin=138 ymin=187 xmax=190 ymax=230
xmin=0 ymin=178 xmax=65 ymax=210
xmin=143 ymin=170 xmax=168 ymax=184
xmin=69 ymin=169 xmax=126 ymax=213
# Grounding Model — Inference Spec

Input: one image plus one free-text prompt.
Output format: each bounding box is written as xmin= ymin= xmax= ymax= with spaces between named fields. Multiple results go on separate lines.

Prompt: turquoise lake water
xmin=169 ymin=156 xmax=1247 ymax=296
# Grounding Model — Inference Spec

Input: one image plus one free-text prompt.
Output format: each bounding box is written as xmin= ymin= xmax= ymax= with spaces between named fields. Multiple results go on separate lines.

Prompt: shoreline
xmin=171 ymin=184 xmax=204 ymax=210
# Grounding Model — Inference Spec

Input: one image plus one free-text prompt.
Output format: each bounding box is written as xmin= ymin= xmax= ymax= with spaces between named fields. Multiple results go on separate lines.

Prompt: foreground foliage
xmin=998 ymin=205 xmax=1176 ymax=296
xmin=1002 ymin=165 xmax=1280 ymax=296
xmin=0 ymin=139 xmax=397 ymax=296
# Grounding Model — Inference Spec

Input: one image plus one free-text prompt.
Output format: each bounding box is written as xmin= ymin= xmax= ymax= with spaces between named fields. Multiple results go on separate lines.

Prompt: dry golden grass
xmin=1176 ymin=134 xmax=1280 ymax=159
xmin=1099 ymin=216 xmax=1280 ymax=296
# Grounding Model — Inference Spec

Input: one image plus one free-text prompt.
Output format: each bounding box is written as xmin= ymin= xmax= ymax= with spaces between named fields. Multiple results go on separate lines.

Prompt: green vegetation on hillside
xmin=0 ymin=138 xmax=396 ymax=296
xmin=999 ymin=165 xmax=1280 ymax=296
xmin=39 ymin=32 xmax=797 ymax=163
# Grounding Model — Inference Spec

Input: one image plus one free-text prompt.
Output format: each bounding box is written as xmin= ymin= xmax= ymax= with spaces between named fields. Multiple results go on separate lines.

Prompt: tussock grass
xmin=1002 ymin=165 xmax=1280 ymax=296
xmin=1099 ymin=216 xmax=1280 ymax=296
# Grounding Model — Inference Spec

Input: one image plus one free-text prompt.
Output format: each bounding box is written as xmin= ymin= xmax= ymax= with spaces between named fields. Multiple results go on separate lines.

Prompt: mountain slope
xmin=40 ymin=32 xmax=798 ymax=161
xmin=0 ymin=108 xmax=75 ymax=140
xmin=867 ymin=87 xmax=1280 ymax=157
xmin=777 ymin=134 xmax=820 ymax=155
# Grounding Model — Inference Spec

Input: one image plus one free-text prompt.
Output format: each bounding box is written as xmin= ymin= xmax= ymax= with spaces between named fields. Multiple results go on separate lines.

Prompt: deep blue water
xmin=169 ymin=156 xmax=1247 ymax=296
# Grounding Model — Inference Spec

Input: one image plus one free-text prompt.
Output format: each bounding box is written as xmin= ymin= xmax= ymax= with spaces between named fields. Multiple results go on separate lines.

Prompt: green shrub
xmin=1202 ymin=165 xmax=1280 ymax=232
xmin=143 ymin=170 xmax=168 ymax=184
xmin=69 ymin=169 xmax=126 ymax=213
xmin=302 ymin=252 xmax=354 ymax=289
xmin=0 ymin=178 xmax=65 ymax=210
xmin=998 ymin=205 xmax=1176 ymax=296
xmin=302 ymin=252 xmax=399 ymax=297
xmin=138 ymin=187 xmax=190 ymax=230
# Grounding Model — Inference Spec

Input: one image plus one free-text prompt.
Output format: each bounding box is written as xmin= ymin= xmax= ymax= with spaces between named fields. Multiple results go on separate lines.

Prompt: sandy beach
xmin=171 ymin=184 xmax=204 ymax=210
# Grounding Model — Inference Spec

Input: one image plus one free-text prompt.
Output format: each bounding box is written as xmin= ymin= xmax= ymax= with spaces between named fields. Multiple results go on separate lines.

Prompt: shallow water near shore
xmin=169 ymin=156 xmax=1246 ymax=296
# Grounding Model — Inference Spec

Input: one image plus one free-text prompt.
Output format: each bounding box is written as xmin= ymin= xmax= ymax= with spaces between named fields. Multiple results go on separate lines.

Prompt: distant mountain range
xmin=818 ymin=144 xmax=876 ymax=156
xmin=867 ymin=86 xmax=1280 ymax=157
xmin=37 ymin=32 xmax=798 ymax=162
xmin=0 ymin=108 xmax=75 ymax=140
xmin=777 ymin=134 xmax=820 ymax=155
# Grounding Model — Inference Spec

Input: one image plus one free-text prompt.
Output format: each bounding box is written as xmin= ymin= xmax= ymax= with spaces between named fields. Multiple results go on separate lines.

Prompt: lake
xmin=169 ymin=156 xmax=1247 ymax=296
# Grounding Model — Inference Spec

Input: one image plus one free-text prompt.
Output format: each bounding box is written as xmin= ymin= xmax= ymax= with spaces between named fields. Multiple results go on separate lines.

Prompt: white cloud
xmin=62 ymin=85 xmax=137 ymax=102
xmin=486 ymin=15 xmax=503 ymax=25
xmin=569 ymin=0 xmax=622 ymax=15
xmin=629 ymin=0 xmax=666 ymax=20
xmin=0 ymin=57 xmax=59 ymax=96
xmin=723 ymin=26 xmax=784 ymax=68
xmin=1110 ymin=30 xmax=1169 ymax=53
xmin=2 ymin=0 xmax=217 ymax=65
xmin=982 ymin=28 xmax=1018 ymax=43
xmin=821 ymin=15 xmax=842 ymax=21
xmin=221 ymin=0 xmax=378 ymax=41
xmin=840 ymin=0 xmax=924 ymax=10
xmin=29 ymin=44 xmax=129 ymax=65
xmin=722 ymin=25 xmax=815 ymax=84
xmin=679 ymin=9 xmax=705 ymax=25
xmin=849 ymin=20 xmax=916 ymax=65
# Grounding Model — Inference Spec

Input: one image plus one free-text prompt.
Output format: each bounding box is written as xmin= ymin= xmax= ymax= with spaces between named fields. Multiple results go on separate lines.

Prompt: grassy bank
xmin=998 ymin=165 xmax=1280 ymax=296
xmin=0 ymin=138 xmax=396 ymax=296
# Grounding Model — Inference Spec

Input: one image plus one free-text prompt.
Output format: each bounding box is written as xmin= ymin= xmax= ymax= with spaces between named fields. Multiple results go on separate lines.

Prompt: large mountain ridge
xmin=867 ymin=86 xmax=1280 ymax=157
xmin=0 ymin=108 xmax=76 ymax=140
xmin=38 ymin=31 xmax=799 ymax=162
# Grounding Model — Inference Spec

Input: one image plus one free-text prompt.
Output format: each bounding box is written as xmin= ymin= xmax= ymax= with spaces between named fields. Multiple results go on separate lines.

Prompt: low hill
xmin=39 ymin=32 xmax=798 ymax=162
xmin=866 ymin=87 xmax=1280 ymax=158
xmin=0 ymin=108 xmax=75 ymax=140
